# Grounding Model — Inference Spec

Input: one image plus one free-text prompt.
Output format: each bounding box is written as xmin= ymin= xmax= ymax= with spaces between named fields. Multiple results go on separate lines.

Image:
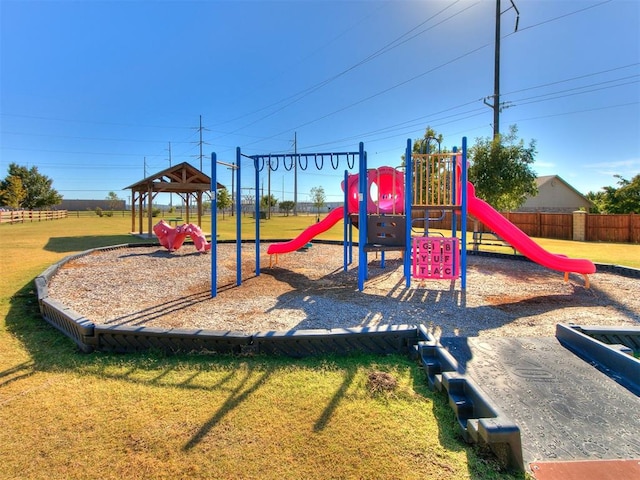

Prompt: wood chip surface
xmin=46 ymin=243 xmax=640 ymax=338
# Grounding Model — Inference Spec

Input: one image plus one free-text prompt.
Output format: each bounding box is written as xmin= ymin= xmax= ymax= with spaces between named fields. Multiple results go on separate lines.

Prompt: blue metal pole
xmin=358 ymin=142 xmax=367 ymax=291
xmin=404 ymin=138 xmax=412 ymax=287
xmin=211 ymin=152 xmax=218 ymax=298
xmin=343 ymin=169 xmax=348 ymax=272
xmin=451 ymin=146 xmax=459 ymax=284
xmin=461 ymin=137 xmax=468 ymax=290
xmin=253 ymin=151 xmax=261 ymax=277
xmin=451 ymin=147 xmax=458 ymax=239
xmin=236 ymin=149 xmax=243 ymax=285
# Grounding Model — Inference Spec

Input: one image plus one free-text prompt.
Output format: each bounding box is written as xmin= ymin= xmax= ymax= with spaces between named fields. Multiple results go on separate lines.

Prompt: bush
xmin=95 ymin=207 xmax=103 ymax=217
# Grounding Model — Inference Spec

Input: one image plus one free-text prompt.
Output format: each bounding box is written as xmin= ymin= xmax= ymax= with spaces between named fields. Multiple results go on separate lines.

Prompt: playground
xmin=34 ymin=139 xmax=640 ymax=477
xmin=46 ymin=136 xmax=621 ymax=337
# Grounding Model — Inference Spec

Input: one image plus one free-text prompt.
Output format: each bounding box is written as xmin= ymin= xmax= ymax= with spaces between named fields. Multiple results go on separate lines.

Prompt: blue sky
xmin=1 ymin=0 xmax=638 ymax=207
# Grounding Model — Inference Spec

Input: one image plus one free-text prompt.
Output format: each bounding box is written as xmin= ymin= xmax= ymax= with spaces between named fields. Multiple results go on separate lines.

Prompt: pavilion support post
xmin=147 ymin=184 xmax=153 ymax=238
xmin=131 ymin=192 xmax=136 ymax=234
xmin=138 ymin=192 xmax=144 ymax=235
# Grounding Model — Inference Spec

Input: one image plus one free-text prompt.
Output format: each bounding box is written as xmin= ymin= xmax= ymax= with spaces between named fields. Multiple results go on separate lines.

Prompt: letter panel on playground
xmin=412 ymin=237 xmax=460 ymax=280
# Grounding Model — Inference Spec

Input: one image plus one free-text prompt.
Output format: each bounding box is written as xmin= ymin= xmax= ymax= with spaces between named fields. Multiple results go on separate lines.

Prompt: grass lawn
xmin=3 ymin=212 xmax=636 ymax=479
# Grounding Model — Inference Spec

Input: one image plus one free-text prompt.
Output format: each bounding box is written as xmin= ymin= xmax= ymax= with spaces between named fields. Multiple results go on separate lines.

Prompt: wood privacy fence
xmin=586 ymin=214 xmax=640 ymax=243
xmin=416 ymin=209 xmax=640 ymax=244
xmin=0 ymin=210 xmax=68 ymax=224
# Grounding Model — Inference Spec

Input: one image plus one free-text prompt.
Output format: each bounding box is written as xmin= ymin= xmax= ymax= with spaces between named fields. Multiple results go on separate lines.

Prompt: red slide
xmin=466 ymin=182 xmax=595 ymax=275
xmin=267 ymin=207 xmax=345 ymax=255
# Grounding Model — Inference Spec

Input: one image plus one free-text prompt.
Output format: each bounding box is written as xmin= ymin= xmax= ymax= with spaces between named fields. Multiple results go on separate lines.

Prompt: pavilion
xmin=125 ymin=162 xmax=224 ymax=237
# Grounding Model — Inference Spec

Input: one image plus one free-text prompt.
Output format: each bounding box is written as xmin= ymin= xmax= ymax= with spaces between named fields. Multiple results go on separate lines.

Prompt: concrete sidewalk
xmin=439 ymin=336 xmax=640 ymax=473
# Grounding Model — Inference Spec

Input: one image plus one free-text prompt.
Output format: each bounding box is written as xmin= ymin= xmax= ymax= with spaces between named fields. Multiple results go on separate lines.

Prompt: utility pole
xmin=267 ymin=159 xmax=271 ymax=220
xmin=493 ymin=0 xmax=501 ymax=138
xmin=192 ymin=115 xmax=208 ymax=171
xmin=199 ymin=115 xmax=203 ymax=171
xmin=167 ymin=142 xmax=174 ymax=209
xmin=484 ymin=0 xmax=519 ymax=139
xmin=293 ymin=132 xmax=298 ymax=216
xmin=228 ymin=162 xmax=235 ymax=216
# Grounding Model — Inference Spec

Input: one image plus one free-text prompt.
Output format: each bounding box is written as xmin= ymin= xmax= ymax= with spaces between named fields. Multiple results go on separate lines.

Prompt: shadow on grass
xmin=43 ymin=234 xmax=152 ymax=253
xmin=8 ymin=242 xmax=635 ymax=478
xmin=2 ymin=283 xmax=477 ymax=471
xmin=4 ymin=275 xmax=526 ymax=477
xmin=410 ymin=373 xmax=526 ymax=480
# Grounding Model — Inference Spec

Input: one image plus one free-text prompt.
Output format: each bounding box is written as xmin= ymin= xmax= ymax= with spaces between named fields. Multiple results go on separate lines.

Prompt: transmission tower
xmin=192 ymin=114 xmax=209 ymax=171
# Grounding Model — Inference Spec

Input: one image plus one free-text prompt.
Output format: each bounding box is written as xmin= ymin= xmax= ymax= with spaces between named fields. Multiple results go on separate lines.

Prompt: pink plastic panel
xmin=412 ymin=237 xmax=460 ymax=279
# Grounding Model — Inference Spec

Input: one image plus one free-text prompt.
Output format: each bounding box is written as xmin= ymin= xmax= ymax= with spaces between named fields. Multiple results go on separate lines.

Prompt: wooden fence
xmin=0 ymin=210 xmax=68 ymax=224
xmin=586 ymin=213 xmax=640 ymax=243
xmin=414 ymin=209 xmax=640 ymax=243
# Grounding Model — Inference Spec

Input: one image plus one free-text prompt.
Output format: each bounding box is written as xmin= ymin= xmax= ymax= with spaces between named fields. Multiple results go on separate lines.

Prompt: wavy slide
xmin=267 ymin=207 xmax=345 ymax=255
xmin=466 ymin=182 xmax=595 ymax=275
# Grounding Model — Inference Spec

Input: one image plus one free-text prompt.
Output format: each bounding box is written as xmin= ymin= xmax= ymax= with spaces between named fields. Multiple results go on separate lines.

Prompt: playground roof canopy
xmin=125 ymin=161 xmax=225 ymax=236
xmin=125 ymin=161 xmax=224 ymax=193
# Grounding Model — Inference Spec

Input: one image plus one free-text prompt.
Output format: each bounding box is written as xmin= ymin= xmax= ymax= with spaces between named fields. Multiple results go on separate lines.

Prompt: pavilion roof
xmin=125 ymin=161 xmax=224 ymax=193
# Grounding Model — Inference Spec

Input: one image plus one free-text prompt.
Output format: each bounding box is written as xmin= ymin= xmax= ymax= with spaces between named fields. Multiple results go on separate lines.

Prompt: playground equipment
xmin=181 ymin=223 xmax=212 ymax=252
xmin=267 ymin=165 xmax=405 ymax=257
xmin=209 ymin=137 xmax=595 ymax=297
xmin=463 ymin=179 xmax=595 ymax=279
xmin=153 ymin=220 xmax=211 ymax=253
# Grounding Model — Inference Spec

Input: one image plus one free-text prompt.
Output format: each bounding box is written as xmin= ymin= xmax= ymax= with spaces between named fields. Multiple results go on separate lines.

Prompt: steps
xmin=412 ymin=325 xmax=524 ymax=471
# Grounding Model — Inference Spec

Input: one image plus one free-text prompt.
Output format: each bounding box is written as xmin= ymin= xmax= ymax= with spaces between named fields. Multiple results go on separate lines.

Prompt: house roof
xmin=535 ymin=175 xmax=592 ymax=204
xmin=125 ymin=161 xmax=224 ymax=193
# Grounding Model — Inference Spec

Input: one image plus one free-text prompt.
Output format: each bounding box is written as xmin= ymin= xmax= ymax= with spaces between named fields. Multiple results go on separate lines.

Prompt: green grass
xmin=4 ymin=213 xmax=637 ymax=479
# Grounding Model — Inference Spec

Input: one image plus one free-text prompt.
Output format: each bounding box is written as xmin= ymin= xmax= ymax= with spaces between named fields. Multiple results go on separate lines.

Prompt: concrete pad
xmin=530 ymin=459 xmax=640 ymax=480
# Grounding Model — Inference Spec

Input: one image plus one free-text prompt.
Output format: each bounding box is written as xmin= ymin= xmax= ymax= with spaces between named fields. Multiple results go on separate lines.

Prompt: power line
xmin=214 ymin=1 xmax=477 ymax=135
xmin=0 ymin=112 xmax=192 ymax=130
xmin=233 ymin=0 xmax=619 ymax=150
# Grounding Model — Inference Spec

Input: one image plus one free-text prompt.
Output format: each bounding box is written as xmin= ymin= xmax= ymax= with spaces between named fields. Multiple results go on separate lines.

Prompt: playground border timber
xmin=33 ymin=242 xmax=640 ymax=472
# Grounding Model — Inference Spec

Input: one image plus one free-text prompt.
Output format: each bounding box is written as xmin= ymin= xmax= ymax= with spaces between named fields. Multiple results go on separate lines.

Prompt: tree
xmin=413 ymin=126 xmax=444 ymax=155
xmin=0 ymin=163 xmax=62 ymax=210
xmin=260 ymin=194 xmax=278 ymax=219
xmin=279 ymin=200 xmax=295 ymax=216
xmin=217 ymin=188 xmax=232 ymax=219
xmin=588 ymin=174 xmax=640 ymax=214
xmin=260 ymin=194 xmax=278 ymax=208
xmin=468 ymin=125 xmax=538 ymax=211
xmin=0 ymin=175 xmax=27 ymax=209
xmin=310 ymin=186 xmax=325 ymax=219
xmin=106 ymin=191 xmax=121 ymax=211
xmin=409 ymin=127 xmax=452 ymax=205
